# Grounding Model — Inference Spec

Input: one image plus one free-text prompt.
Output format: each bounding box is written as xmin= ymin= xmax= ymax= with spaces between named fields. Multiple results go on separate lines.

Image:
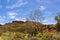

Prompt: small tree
xmin=55 ymin=13 xmax=60 ymax=33
xmin=28 ymin=9 xmax=44 ymax=23
xmin=26 ymin=9 xmax=44 ymax=35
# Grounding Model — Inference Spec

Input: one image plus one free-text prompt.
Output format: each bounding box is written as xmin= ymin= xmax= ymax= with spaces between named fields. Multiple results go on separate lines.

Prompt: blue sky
xmin=0 ymin=0 xmax=60 ymax=25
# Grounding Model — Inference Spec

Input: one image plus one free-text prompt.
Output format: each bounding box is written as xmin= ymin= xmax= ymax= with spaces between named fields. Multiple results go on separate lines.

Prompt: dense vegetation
xmin=0 ymin=20 xmax=59 ymax=40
